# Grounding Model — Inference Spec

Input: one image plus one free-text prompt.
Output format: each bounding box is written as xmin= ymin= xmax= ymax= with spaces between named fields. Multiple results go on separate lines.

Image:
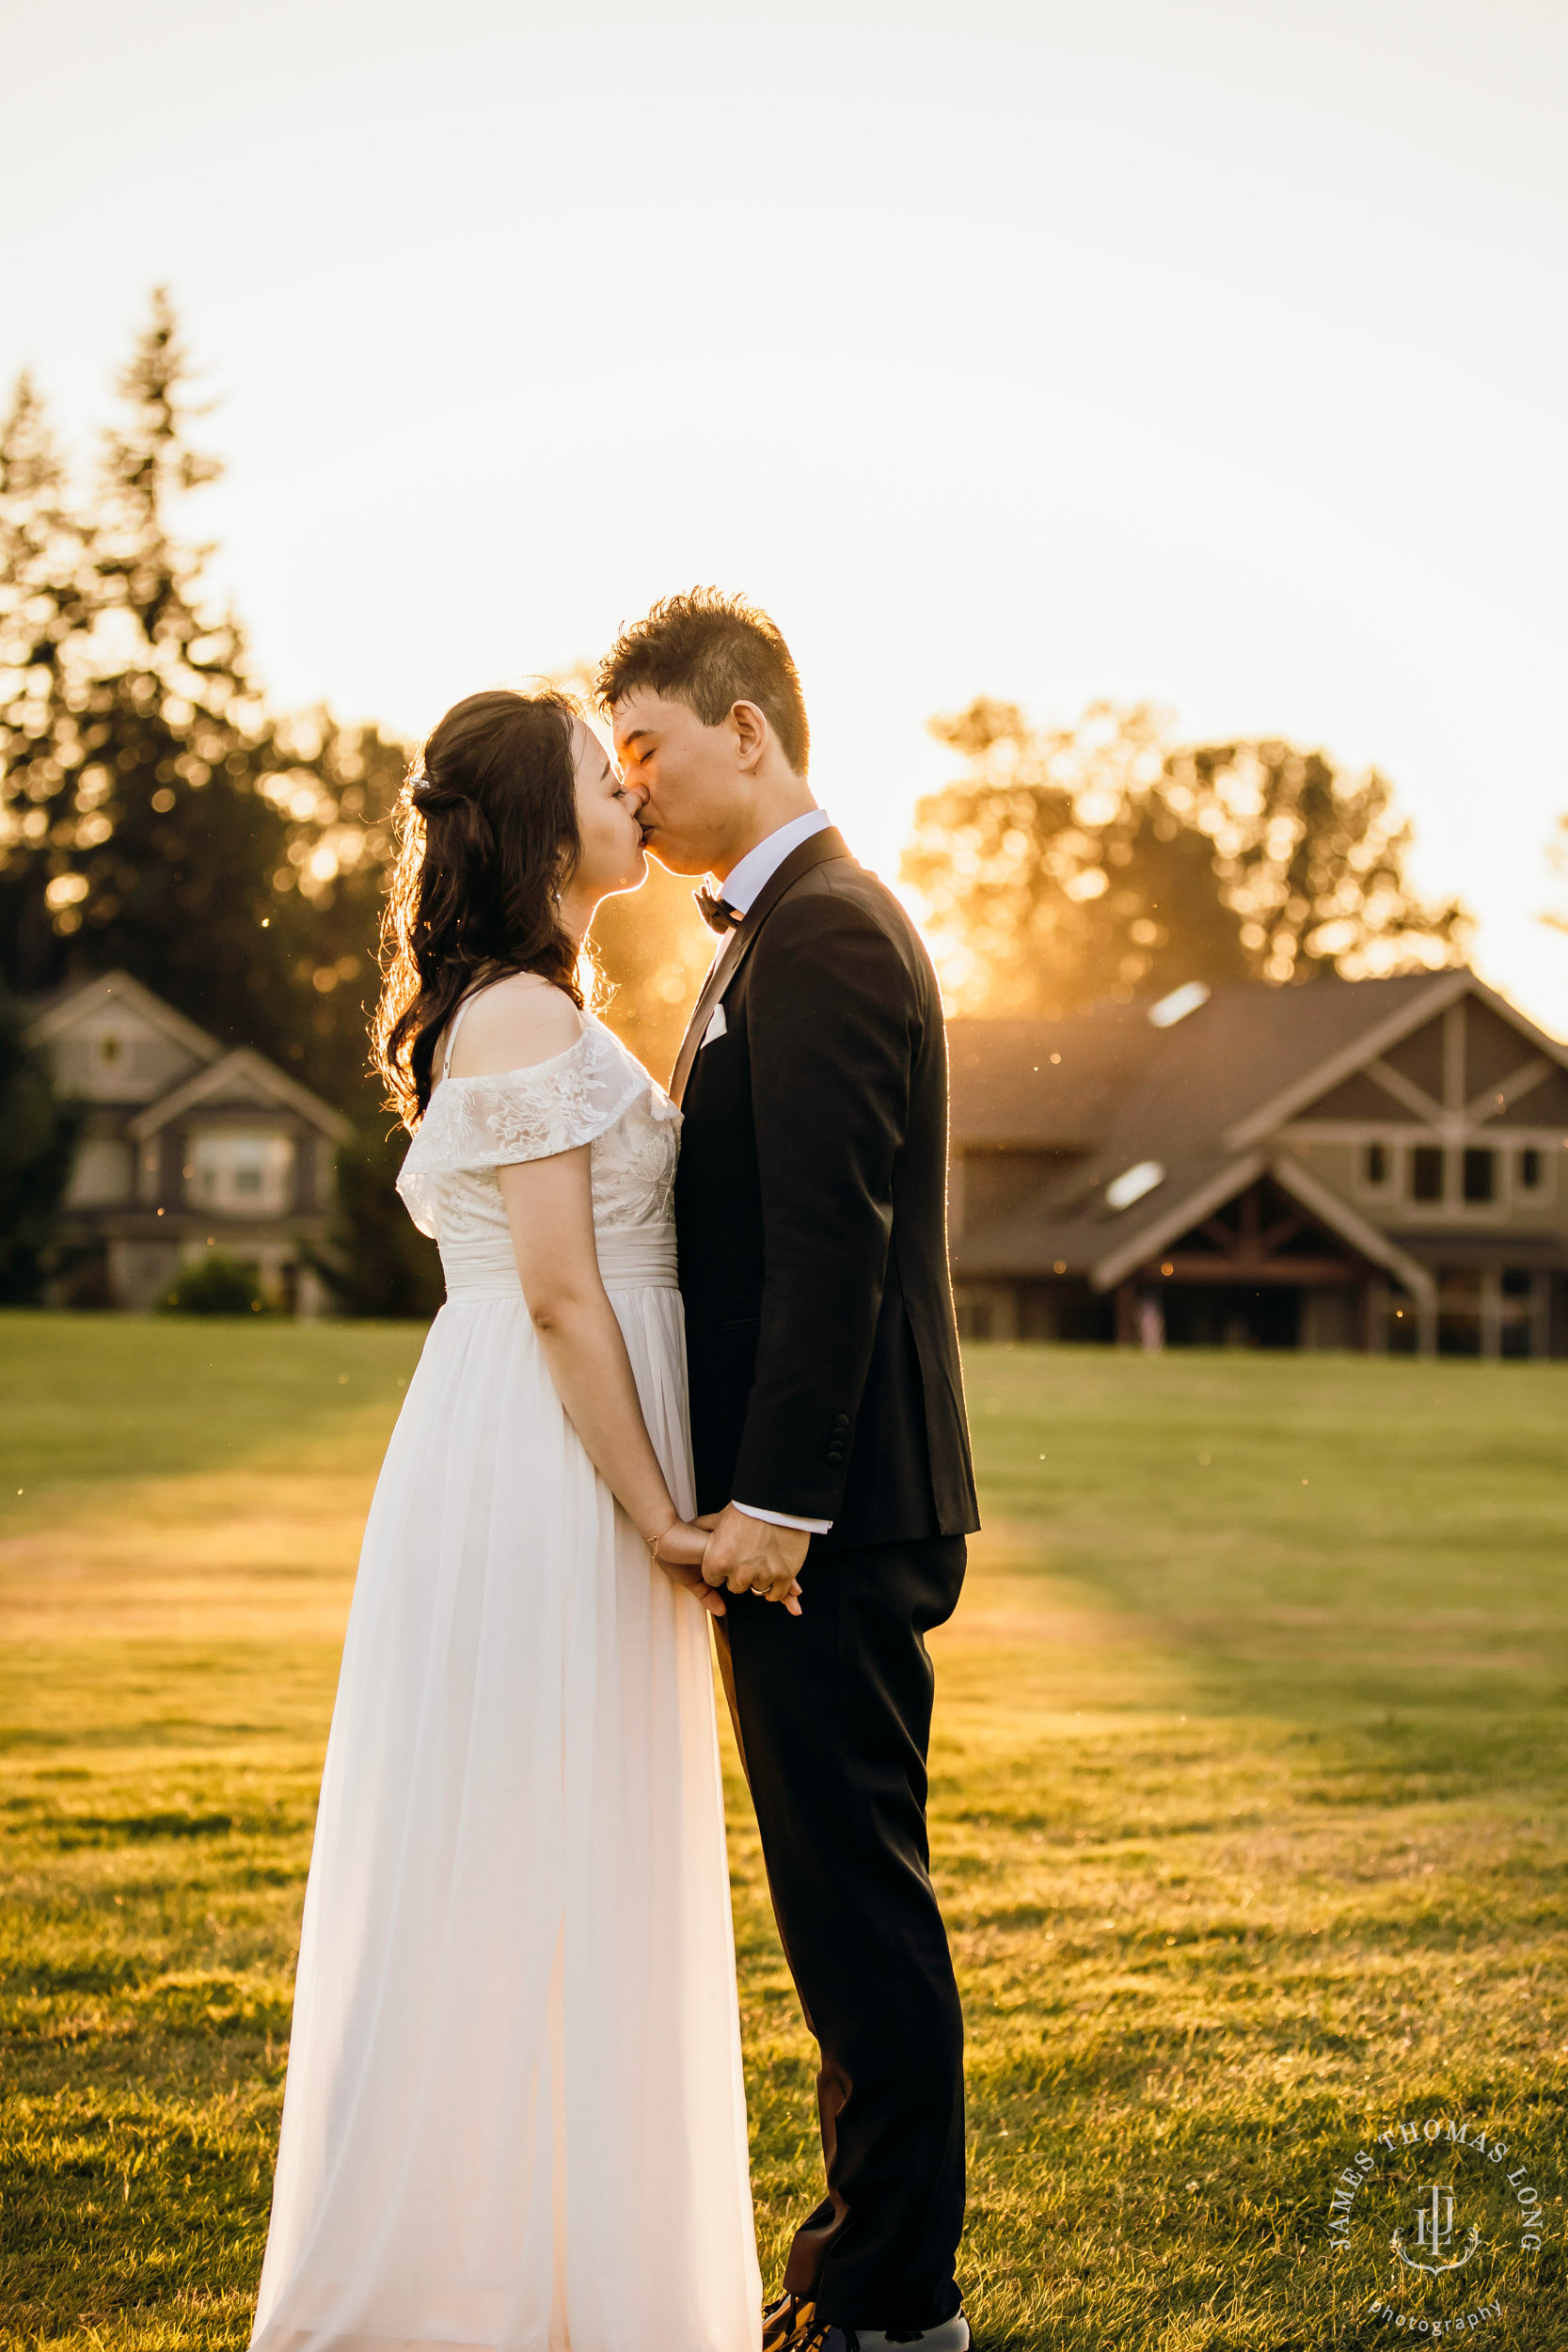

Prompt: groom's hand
xmin=698 ymin=1505 xmax=810 ymax=1608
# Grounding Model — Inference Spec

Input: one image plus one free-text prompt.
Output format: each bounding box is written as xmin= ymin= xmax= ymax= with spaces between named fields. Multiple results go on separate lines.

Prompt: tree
xmin=0 ymin=372 xmax=103 ymax=996
xmin=0 ymin=293 xmax=313 ymax=1058
xmin=260 ymin=707 xmax=410 ymax=1100
xmin=306 ymin=1117 xmax=444 ymax=1320
xmin=902 ymin=698 xmax=1467 ymax=1015
xmin=0 ymin=978 xmax=80 ymax=1303
xmin=0 ymin=294 xmax=423 ymax=1122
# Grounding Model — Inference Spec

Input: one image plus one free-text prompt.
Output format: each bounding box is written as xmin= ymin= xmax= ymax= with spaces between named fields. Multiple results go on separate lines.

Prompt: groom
xmin=600 ymin=592 xmax=980 ymax=2352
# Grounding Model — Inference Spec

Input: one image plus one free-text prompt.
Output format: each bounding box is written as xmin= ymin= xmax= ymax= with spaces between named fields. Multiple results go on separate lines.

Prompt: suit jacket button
xmin=826 ymin=1447 xmax=844 ymax=1465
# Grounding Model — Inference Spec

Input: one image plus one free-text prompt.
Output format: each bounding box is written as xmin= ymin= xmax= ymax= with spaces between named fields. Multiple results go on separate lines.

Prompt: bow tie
xmin=694 ymin=887 xmax=743 ymax=935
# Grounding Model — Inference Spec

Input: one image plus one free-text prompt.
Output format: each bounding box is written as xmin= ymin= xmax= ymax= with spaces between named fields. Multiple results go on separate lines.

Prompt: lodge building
xmin=947 ymin=968 xmax=1568 ymax=1356
xmin=26 ymin=971 xmax=348 ymax=1314
xmin=24 ymin=962 xmax=1568 ymax=1350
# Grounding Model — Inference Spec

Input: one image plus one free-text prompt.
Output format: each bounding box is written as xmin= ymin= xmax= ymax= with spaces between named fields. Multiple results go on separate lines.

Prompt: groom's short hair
xmin=597 ymin=589 xmax=810 ymax=775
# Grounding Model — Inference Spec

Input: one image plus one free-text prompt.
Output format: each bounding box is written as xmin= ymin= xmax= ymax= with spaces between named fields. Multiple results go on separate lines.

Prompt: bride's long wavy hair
xmin=374 ymin=687 xmax=585 ymax=1129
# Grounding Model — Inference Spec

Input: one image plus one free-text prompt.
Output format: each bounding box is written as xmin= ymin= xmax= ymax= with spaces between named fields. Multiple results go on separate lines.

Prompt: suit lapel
xmin=669 ymin=928 xmax=746 ymax=1107
xmin=669 ymin=827 xmax=851 ymax=1107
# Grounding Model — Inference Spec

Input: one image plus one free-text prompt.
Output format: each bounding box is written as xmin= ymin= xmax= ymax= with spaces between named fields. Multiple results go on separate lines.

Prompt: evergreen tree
xmin=0 ymin=978 xmax=80 ymax=1303
xmin=2 ymin=292 xmax=302 ymax=1055
xmin=305 ymin=1116 xmax=444 ymax=1320
xmin=0 ymin=372 xmax=103 ymax=993
xmin=0 ymin=294 xmax=416 ymax=1111
xmin=903 ymin=699 xmax=1467 ymax=1015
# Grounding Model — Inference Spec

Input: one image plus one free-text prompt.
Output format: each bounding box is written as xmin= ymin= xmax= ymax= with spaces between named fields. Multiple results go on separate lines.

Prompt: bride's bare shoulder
xmin=447 ymin=972 xmax=584 ymax=1079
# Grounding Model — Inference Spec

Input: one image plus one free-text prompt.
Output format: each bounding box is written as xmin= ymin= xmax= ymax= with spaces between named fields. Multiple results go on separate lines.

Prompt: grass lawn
xmin=2 ymin=1312 xmax=1566 ymax=2348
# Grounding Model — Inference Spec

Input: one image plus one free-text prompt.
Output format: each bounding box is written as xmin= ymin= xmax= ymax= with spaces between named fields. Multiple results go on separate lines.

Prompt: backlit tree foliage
xmin=902 ymin=698 xmax=1467 ymax=1016
xmin=0 ymin=293 xmax=409 ymax=1101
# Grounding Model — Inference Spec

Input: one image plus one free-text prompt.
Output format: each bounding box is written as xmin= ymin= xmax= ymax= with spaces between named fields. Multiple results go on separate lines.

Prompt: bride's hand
xmin=655 ymin=1520 xmax=710 ymax=1569
xmin=651 ymin=1522 xmax=727 ymax=1617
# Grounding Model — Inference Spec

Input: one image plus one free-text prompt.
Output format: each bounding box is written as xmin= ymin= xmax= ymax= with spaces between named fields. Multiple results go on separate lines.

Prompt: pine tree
xmin=34 ymin=291 xmax=300 ymax=1055
xmin=0 ymin=373 xmax=103 ymax=992
xmin=0 ymin=977 xmax=80 ymax=1303
xmin=0 ymin=293 xmax=423 ymax=1105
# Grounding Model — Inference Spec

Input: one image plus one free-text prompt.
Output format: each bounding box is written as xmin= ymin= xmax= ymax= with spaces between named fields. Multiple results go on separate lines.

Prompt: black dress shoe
xmin=763 ymin=2291 xmax=816 ymax=2351
xmin=762 ymin=2302 xmax=970 ymax=2352
xmin=763 ymin=2311 xmax=843 ymax=2352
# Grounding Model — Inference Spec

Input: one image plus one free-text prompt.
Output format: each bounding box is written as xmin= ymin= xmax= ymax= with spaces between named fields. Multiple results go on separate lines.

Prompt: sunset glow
xmin=4 ymin=0 xmax=1563 ymax=1025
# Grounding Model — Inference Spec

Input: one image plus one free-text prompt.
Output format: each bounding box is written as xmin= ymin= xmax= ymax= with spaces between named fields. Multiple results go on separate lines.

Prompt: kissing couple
xmin=248 ymin=591 xmax=980 ymax=2352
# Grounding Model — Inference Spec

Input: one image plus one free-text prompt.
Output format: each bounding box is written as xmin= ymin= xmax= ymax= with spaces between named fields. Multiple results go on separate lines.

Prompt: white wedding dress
xmin=250 ymin=1001 xmax=762 ymax=2352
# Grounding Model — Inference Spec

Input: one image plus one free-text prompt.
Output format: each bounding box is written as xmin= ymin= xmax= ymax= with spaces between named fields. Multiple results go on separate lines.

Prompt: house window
xmin=1410 ymin=1146 xmax=1445 ymax=1202
xmin=186 ymin=1128 xmax=295 ymax=1215
xmin=1363 ymin=1142 xmax=1388 ymax=1186
xmin=1518 ymin=1147 xmax=1543 ymax=1191
xmin=1462 ymin=1148 xmax=1495 ymax=1204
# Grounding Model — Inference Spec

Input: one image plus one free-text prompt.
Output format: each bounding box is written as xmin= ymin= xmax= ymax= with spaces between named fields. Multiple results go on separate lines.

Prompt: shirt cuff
xmin=733 ymin=1501 xmax=832 ymax=1535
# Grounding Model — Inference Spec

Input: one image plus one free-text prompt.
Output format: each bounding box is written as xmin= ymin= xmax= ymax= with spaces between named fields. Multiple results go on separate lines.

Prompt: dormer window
xmin=1462 ymin=1148 xmax=1495 ymax=1204
xmin=1363 ymin=1142 xmax=1388 ymax=1186
xmin=1410 ymin=1146 xmax=1445 ymax=1202
xmin=1519 ymin=1148 xmax=1543 ymax=1191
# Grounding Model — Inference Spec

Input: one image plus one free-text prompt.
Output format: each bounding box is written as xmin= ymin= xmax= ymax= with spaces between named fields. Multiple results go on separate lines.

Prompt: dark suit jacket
xmin=672 ymin=827 xmax=979 ymax=1551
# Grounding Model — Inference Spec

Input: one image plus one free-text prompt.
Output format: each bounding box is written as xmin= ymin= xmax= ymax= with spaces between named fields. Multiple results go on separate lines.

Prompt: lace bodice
xmin=396 ymin=1012 xmax=681 ymax=1250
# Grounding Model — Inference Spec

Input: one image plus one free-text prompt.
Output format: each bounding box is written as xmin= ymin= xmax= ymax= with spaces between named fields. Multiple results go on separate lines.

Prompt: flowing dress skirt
xmin=250 ymin=1276 xmax=762 ymax=2352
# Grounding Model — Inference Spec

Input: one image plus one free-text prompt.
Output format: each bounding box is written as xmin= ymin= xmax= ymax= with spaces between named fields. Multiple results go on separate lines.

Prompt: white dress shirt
xmin=716 ymin=808 xmax=836 ymax=1538
xmin=719 ymin=805 xmax=832 ymax=915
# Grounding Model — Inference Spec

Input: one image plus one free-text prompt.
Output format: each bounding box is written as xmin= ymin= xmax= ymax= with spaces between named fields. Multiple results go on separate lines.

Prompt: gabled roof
xmin=127 ymin=1048 xmax=351 ymax=1143
xmin=1224 ymin=969 xmax=1568 ymax=1146
xmin=26 ymin=968 xmax=225 ymax=1064
xmin=948 ymin=968 xmax=1565 ymax=1295
xmin=947 ymin=1004 xmax=1158 ymax=1148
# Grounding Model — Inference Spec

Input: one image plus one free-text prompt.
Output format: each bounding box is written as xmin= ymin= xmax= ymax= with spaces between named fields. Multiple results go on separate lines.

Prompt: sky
xmin=4 ymin=0 xmax=1566 ymax=1031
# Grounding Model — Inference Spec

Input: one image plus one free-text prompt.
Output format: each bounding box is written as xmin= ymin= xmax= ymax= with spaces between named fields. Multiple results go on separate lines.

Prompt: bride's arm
xmin=450 ymin=978 xmax=720 ymax=1610
xmin=499 ymin=1146 xmax=705 ymax=1564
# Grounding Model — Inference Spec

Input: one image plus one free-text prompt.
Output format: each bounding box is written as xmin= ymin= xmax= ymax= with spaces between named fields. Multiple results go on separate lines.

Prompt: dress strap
xmin=440 ymin=990 xmax=483 ymax=1082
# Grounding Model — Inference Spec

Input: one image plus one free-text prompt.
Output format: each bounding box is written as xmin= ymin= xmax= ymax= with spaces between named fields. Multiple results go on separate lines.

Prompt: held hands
xmin=649 ymin=1510 xmax=807 ymax=1617
xmin=650 ymin=1519 xmax=728 ymax=1617
xmin=694 ymin=1506 xmax=807 ymax=1615
xmin=654 ymin=1520 xmax=712 ymax=1570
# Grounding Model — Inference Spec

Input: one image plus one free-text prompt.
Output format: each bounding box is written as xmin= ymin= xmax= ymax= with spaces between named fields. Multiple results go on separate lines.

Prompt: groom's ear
xmin=729 ymin=699 xmax=770 ymax=772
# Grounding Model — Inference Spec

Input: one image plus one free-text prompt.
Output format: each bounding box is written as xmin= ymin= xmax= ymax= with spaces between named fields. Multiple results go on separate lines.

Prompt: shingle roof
xmin=947 ymin=968 xmax=1562 ymax=1289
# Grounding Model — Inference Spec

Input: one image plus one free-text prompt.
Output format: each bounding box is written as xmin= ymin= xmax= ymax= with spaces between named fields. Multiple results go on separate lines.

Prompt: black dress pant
xmin=715 ymin=1534 xmax=967 ymax=2330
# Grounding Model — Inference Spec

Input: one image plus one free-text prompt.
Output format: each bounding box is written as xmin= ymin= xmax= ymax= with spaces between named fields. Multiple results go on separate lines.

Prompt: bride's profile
xmin=249 ymin=686 xmax=764 ymax=2352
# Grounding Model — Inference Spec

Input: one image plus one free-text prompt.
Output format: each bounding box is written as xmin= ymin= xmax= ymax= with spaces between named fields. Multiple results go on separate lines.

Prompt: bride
xmin=250 ymin=686 xmax=771 ymax=2352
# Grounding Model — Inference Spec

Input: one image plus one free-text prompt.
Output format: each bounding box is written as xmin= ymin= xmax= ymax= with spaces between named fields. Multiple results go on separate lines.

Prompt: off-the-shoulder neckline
xmin=429 ymin=1012 xmax=609 ymax=1099
xmin=420 ymin=1010 xmax=665 ymax=1108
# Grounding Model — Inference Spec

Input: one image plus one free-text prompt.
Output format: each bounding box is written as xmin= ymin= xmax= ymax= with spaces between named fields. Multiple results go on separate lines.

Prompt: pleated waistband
xmin=440 ymin=1228 xmax=678 ymax=1301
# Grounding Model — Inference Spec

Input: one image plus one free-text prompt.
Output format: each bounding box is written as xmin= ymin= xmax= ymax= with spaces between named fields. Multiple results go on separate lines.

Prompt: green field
xmin=2 ymin=1314 xmax=1566 ymax=2348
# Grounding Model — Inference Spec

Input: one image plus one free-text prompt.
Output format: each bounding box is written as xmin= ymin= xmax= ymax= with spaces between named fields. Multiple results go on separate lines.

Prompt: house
xmin=26 ymin=971 xmax=350 ymax=1315
xmin=947 ymin=968 xmax=1568 ymax=1356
